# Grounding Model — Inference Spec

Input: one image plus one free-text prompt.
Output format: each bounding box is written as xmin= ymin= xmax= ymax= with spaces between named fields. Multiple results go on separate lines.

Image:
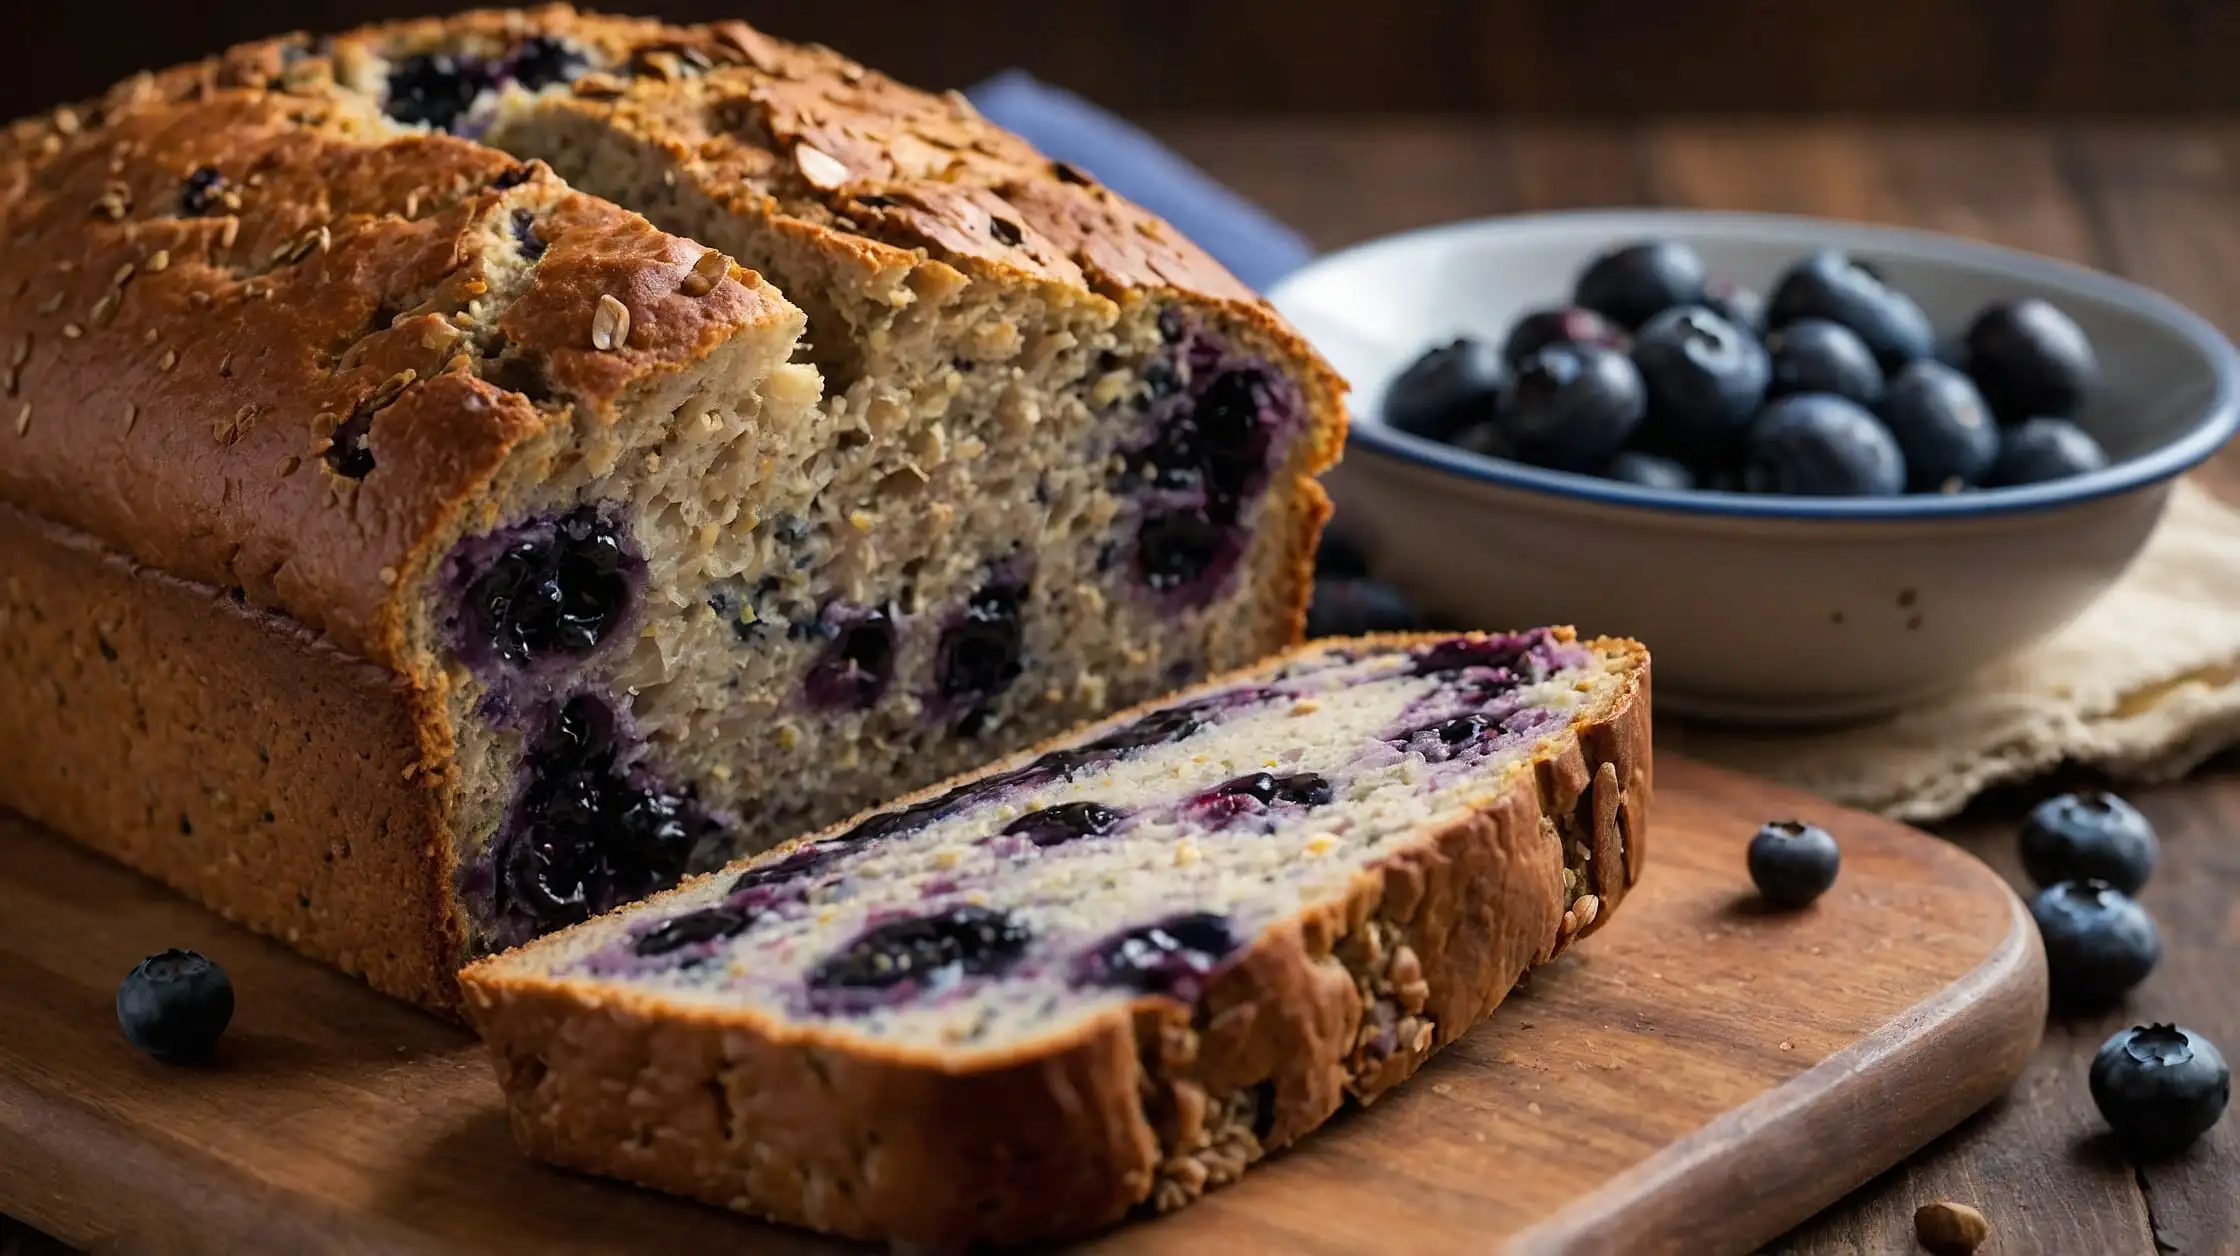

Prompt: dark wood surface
xmin=11 ymin=1 xmax=2240 ymax=120
xmin=0 ymin=758 xmax=2044 ymax=1255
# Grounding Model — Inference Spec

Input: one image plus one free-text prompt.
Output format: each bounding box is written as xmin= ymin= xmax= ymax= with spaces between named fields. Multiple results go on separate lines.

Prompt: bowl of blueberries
xmin=1268 ymin=210 xmax=2240 ymax=724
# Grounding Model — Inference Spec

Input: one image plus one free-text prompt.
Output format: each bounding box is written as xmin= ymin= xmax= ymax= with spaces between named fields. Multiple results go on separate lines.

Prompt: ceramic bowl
xmin=1268 ymin=210 xmax=2240 ymax=725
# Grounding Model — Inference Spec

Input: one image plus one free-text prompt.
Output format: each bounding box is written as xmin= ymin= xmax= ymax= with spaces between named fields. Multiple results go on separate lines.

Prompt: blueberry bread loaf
xmin=460 ymin=628 xmax=1650 ymax=1248
xmin=0 ymin=9 xmax=1342 ymax=1010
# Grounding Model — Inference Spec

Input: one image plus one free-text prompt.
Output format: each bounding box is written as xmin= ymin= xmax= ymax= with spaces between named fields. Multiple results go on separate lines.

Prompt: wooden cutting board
xmin=0 ymin=757 xmax=2045 ymax=1255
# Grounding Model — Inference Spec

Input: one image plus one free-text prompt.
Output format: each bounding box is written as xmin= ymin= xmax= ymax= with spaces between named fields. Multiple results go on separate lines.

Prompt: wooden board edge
xmin=1505 ymin=881 xmax=2050 ymax=1256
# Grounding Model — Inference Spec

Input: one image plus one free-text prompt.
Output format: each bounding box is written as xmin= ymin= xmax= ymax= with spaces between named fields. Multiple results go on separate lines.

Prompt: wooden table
xmin=7 ymin=118 xmax=2239 ymax=1255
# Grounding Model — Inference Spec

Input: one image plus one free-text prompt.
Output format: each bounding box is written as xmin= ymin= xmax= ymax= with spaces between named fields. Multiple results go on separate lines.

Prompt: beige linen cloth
xmin=1675 ymin=479 xmax=2240 ymax=823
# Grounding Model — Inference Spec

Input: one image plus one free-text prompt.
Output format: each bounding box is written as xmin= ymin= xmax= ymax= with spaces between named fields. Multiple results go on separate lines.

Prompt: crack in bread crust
xmin=460 ymin=636 xmax=1651 ymax=1247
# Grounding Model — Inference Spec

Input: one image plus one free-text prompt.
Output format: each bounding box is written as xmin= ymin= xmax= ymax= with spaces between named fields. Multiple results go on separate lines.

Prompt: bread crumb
xmin=1304 ymin=833 xmax=1337 ymax=857
xmin=1914 ymin=1201 xmax=1991 ymax=1255
xmin=1173 ymin=839 xmax=1201 ymax=868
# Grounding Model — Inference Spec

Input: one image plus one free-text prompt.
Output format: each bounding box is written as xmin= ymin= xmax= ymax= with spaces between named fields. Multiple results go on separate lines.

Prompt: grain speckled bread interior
xmin=461 ymin=628 xmax=1652 ymax=1249
xmin=0 ymin=7 xmax=1343 ymax=1011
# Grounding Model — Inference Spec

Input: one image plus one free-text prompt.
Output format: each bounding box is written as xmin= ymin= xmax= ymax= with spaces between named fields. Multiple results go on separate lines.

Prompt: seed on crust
xmin=13 ymin=402 xmax=30 ymax=435
xmin=794 ymin=143 xmax=850 ymax=190
xmin=680 ymin=249 xmax=730 ymax=297
xmin=592 ymin=294 xmax=632 ymax=351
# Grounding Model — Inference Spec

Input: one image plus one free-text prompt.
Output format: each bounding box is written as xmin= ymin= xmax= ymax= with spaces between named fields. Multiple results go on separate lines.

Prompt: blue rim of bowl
xmin=1278 ymin=208 xmax=2240 ymax=520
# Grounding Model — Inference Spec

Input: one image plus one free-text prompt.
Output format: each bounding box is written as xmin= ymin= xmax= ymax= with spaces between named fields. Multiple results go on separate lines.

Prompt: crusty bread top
xmin=0 ymin=68 xmax=789 ymax=667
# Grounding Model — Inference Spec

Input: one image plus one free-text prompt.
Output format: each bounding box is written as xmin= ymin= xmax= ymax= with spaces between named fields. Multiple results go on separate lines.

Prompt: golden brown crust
xmin=459 ymin=633 xmax=1652 ymax=1247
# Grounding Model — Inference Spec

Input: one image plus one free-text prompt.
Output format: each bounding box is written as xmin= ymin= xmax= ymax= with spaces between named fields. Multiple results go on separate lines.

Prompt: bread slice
xmin=461 ymin=628 xmax=1651 ymax=1248
xmin=0 ymin=8 xmax=1341 ymax=1009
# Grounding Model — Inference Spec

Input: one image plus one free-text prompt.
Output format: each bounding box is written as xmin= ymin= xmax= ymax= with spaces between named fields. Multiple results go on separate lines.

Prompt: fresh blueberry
xmin=1079 ymin=912 xmax=1239 ymax=1000
xmin=937 ymin=581 xmax=1027 ymax=704
xmin=509 ymin=34 xmax=590 ymax=90
xmin=1492 ymin=343 xmax=1646 ymax=471
xmin=1743 ymin=394 xmax=1907 ymax=496
xmin=1306 ymin=578 xmax=1424 ymax=638
xmin=1702 ymin=278 xmax=1767 ymax=339
xmin=1500 ymin=307 xmax=1630 ymax=368
xmin=808 ymin=905 xmax=1033 ymax=992
xmin=462 ymin=508 xmax=634 ymax=667
xmin=632 ymin=905 xmax=755 ymax=957
xmin=1631 ymin=305 xmax=1771 ymax=460
xmin=1313 ymin=529 xmax=1371 ymax=578
xmin=1966 ymin=298 xmax=2098 ymax=423
xmin=385 ymin=52 xmax=492 ymax=132
xmin=1767 ymin=249 xmax=1936 ymax=370
xmin=2020 ymin=791 xmax=2158 ymax=894
xmin=1602 ymin=450 xmax=1696 ymax=491
xmin=1002 ymin=801 xmax=1124 ymax=848
xmin=1573 ymin=239 xmax=1709 ymax=329
xmin=117 ymin=950 xmax=234 ymax=1064
xmin=1878 ymin=361 xmax=1999 ymax=492
xmin=1134 ymin=510 xmax=1227 ymax=595
xmin=1765 ymin=318 xmax=1884 ymax=406
xmin=804 ymin=604 xmax=898 ymax=710
xmin=1984 ymin=417 xmax=2108 ymax=487
xmin=2091 ymin=1024 xmax=2230 ymax=1156
xmin=1381 ymin=338 xmax=1506 ymax=441
xmin=2032 ymin=880 xmax=2160 ymax=1011
xmin=1746 ymin=820 xmax=1840 ymax=908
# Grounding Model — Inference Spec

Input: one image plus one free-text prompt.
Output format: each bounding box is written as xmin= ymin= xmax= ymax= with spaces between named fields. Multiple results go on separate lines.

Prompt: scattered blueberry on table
xmin=2019 ymin=791 xmax=2158 ymax=894
xmin=2090 ymin=1024 xmax=2230 ymax=1156
xmin=116 ymin=949 xmax=234 ymax=1064
xmin=2030 ymin=880 xmax=2161 ymax=1012
xmin=1380 ymin=236 xmax=2112 ymax=498
xmin=1746 ymin=819 xmax=1841 ymax=908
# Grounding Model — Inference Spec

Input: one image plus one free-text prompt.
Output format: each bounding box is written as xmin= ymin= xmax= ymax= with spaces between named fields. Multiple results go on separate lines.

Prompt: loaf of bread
xmin=0 ymin=7 xmax=1342 ymax=1011
xmin=461 ymin=628 xmax=1651 ymax=1248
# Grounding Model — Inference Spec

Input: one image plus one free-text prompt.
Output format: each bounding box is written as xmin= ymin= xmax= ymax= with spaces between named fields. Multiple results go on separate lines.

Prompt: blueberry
xmin=1185 ymin=369 xmax=1275 ymax=501
xmin=1743 ymin=394 xmax=1906 ymax=496
xmin=1573 ymin=239 xmax=1708 ymax=329
xmin=807 ymin=905 xmax=1034 ymax=992
xmin=730 ymin=841 xmax=841 ymax=895
xmin=1746 ymin=819 xmax=1840 ymax=908
xmin=632 ymin=905 xmax=755 ymax=957
xmin=1702 ymin=278 xmax=1766 ymax=339
xmin=1631 ymin=306 xmax=1771 ymax=461
xmin=1767 ymin=249 xmax=1936 ymax=370
xmin=1984 ymin=417 xmax=2108 ymax=487
xmin=2091 ymin=1024 xmax=2230 ymax=1156
xmin=2020 ymin=791 xmax=2158 ymax=894
xmin=1306 ymin=578 xmax=1424 ymax=639
xmin=509 ymin=208 xmax=547 ymax=261
xmin=1878 ymin=361 xmax=1999 ymax=492
xmin=1601 ymin=450 xmax=1695 ymax=491
xmin=385 ymin=52 xmax=491 ymax=132
xmin=1087 ymin=700 xmax=1219 ymax=754
xmin=1492 ymin=343 xmax=1646 ymax=471
xmin=1765 ymin=318 xmax=1884 ymax=406
xmin=804 ymin=604 xmax=897 ymax=710
xmin=117 ymin=950 xmax=234 ymax=1064
xmin=1202 ymin=770 xmax=1333 ymax=809
xmin=1080 ymin=912 xmax=1239 ymax=999
xmin=177 ymin=166 xmax=227 ymax=217
xmin=1500 ymin=307 xmax=1630 ymax=368
xmin=2031 ymin=880 xmax=2160 ymax=1011
xmin=1313 ymin=529 xmax=1371 ymax=578
xmin=1390 ymin=713 xmax=1495 ymax=761
xmin=1965 ymin=298 xmax=2098 ymax=423
xmin=1381 ymin=338 xmax=1506 ymax=441
xmin=1002 ymin=801 xmax=1124 ymax=848
xmin=509 ymin=34 xmax=590 ymax=90
xmin=1411 ymin=635 xmax=1535 ymax=677
xmin=326 ymin=411 xmax=376 ymax=478
xmin=937 ymin=581 xmax=1027 ymax=703
xmin=462 ymin=507 xmax=634 ymax=667
xmin=1135 ymin=510 xmax=1226 ymax=594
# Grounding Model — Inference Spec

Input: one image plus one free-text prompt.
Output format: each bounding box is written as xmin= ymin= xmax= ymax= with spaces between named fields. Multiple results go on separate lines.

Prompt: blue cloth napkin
xmin=963 ymin=70 xmax=1315 ymax=292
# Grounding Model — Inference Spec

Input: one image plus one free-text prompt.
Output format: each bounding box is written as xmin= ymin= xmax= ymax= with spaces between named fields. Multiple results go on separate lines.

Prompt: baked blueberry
xmin=462 ymin=507 xmax=635 ymax=667
xmin=809 ymin=906 xmax=1033 ymax=992
xmin=632 ymin=905 xmax=755 ymax=957
xmin=385 ymin=52 xmax=491 ymax=132
xmin=1984 ymin=417 xmax=2108 ymax=487
xmin=1313 ymin=529 xmax=1371 ymax=578
xmin=177 ymin=166 xmax=227 ymax=216
xmin=804 ymin=604 xmax=898 ymax=710
xmin=1500 ymin=307 xmax=1630 ymax=368
xmin=1601 ymin=450 xmax=1696 ymax=491
xmin=1573 ymin=239 xmax=1708 ymax=329
xmin=1002 ymin=802 xmax=1124 ymax=848
xmin=1206 ymin=771 xmax=1334 ymax=808
xmin=1878 ymin=361 xmax=1999 ymax=492
xmin=2020 ymin=791 xmax=2158 ymax=894
xmin=1766 ymin=249 xmax=1935 ymax=370
xmin=1965 ymin=298 xmax=2098 ymax=422
xmin=937 ymin=580 xmax=1027 ymax=703
xmin=1746 ymin=819 xmax=1840 ymax=908
xmin=1631 ymin=305 xmax=1770 ymax=460
xmin=509 ymin=34 xmax=591 ymax=90
xmin=1702 ymin=278 xmax=1767 ymax=339
xmin=2031 ymin=880 xmax=2160 ymax=1011
xmin=1135 ymin=510 xmax=1227 ymax=594
xmin=1306 ymin=578 xmax=1424 ymax=638
xmin=2091 ymin=1024 xmax=2230 ymax=1156
xmin=509 ymin=208 xmax=547 ymax=261
xmin=1493 ymin=343 xmax=1646 ymax=471
xmin=117 ymin=949 xmax=234 ymax=1064
xmin=731 ymin=841 xmax=842 ymax=894
xmin=1765 ymin=318 xmax=1883 ymax=405
xmin=1381 ymin=338 xmax=1506 ymax=441
xmin=1743 ymin=394 xmax=1906 ymax=496
xmin=1087 ymin=701 xmax=1218 ymax=753
xmin=1188 ymin=369 xmax=1275 ymax=502
xmin=1080 ymin=912 xmax=1239 ymax=999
